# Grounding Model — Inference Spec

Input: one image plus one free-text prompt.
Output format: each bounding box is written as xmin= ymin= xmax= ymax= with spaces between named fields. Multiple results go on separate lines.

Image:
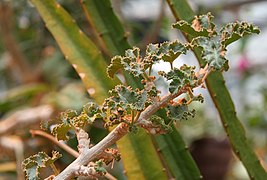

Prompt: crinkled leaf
xmin=107 ymin=47 xmax=153 ymax=78
xmin=158 ymin=65 xmax=198 ymax=93
xmin=148 ymin=115 xmax=172 ymax=134
xmin=107 ymin=47 xmax=148 ymax=78
xmin=166 ymin=104 xmax=195 ymax=121
xmin=52 ymin=123 xmax=73 ymax=141
xmin=51 ymin=104 xmax=101 ymax=140
xmin=143 ymin=43 xmax=161 ymax=65
xmin=220 ymin=21 xmax=260 ymax=47
xmin=123 ymin=47 xmax=146 ymax=77
xmin=192 ymin=37 xmax=228 ymax=70
xmin=83 ymin=102 xmax=103 ymax=122
xmin=172 ymin=12 xmax=217 ymax=37
xmin=22 ymin=151 xmax=61 ymax=180
xmin=107 ymin=85 xmax=148 ymax=111
xmin=158 ymin=41 xmax=188 ymax=64
xmin=107 ymin=56 xmax=124 ymax=78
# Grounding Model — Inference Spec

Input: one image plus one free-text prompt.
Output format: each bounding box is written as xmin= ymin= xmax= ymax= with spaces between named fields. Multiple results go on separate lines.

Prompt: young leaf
xmin=158 ymin=65 xmax=198 ymax=93
xmin=22 ymin=151 xmax=61 ymax=180
xmin=83 ymin=102 xmax=103 ymax=122
xmin=52 ymin=106 xmax=100 ymax=141
xmin=52 ymin=123 xmax=73 ymax=141
xmin=158 ymin=41 xmax=188 ymax=64
xmin=172 ymin=12 xmax=217 ymax=37
xmin=107 ymin=47 xmax=147 ymax=78
xmin=107 ymin=56 xmax=124 ymax=78
xmin=220 ymin=21 xmax=260 ymax=47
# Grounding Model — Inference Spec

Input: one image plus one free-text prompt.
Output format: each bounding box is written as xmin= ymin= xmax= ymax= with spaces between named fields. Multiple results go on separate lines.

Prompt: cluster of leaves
xmin=173 ymin=12 xmax=260 ymax=70
xmin=107 ymin=41 xmax=188 ymax=78
xmin=22 ymin=151 xmax=61 ymax=180
xmin=22 ymin=12 xmax=260 ymax=179
xmin=44 ymin=102 xmax=102 ymax=141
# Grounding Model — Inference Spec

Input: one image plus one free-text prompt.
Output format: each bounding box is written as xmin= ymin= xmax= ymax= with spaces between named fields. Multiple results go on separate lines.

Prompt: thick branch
xmin=53 ymin=67 xmax=209 ymax=179
xmin=76 ymin=128 xmax=90 ymax=154
xmin=54 ymin=90 xmax=183 ymax=179
xmin=31 ymin=130 xmax=117 ymax=180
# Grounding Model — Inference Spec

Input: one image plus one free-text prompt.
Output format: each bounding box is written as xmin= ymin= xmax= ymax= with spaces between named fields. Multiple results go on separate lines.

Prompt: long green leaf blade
xmin=31 ymin=0 xmax=119 ymax=104
xmin=31 ymin=0 xmax=168 ymax=179
xmin=166 ymin=0 xmax=267 ymax=179
xmin=154 ymin=126 xmax=202 ymax=180
xmin=80 ymin=1 xmax=168 ymax=179
xmin=81 ymin=0 xmax=202 ymax=179
xmin=80 ymin=0 xmax=130 ymax=56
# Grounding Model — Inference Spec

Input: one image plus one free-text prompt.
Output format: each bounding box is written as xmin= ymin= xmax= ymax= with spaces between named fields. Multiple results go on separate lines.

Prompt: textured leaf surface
xmin=158 ymin=41 xmax=188 ymax=64
xmin=220 ymin=21 xmax=260 ymax=47
xmin=104 ymin=85 xmax=149 ymax=112
xmin=148 ymin=115 xmax=172 ymax=133
xmin=107 ymin=47 xmax=147 ymax=78
xmin=192 ymin=37 xmax=228 ymax=70
xmin=107 ymin=41 xmax=188 ymax=78
xmin=172 ymin=13 xmax=217 ymax=37
xmin=52 ymin=104 xmax=100 ymax=141
xmin=158 ymin=65 xmax=198 ymax=93
xmin=166 ymin=104 xmax=195 ymax=121
xmin=22 ymin=151 xmax=61 ymax=180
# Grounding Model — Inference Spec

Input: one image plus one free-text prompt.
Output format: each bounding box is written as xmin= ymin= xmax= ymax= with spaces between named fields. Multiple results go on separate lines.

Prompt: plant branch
xmin=53 ymin=83 xmax=192 ymax=179
xmin=31 ymin=129 xmax=117 ymax=180
xmin=76 ymin=128 xmax=90 ymax=154
xmin=30 ymin=130 xmax=79 ymax=158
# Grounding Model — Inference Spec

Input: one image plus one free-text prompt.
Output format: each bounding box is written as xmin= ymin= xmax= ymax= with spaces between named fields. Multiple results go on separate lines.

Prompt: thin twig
xmin=30 ymin=130 xmax=79 ymax=158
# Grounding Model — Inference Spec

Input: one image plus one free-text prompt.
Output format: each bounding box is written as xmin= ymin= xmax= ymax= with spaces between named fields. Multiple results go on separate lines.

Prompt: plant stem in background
xmin=166 ymin=0 xmax=267 ymax=179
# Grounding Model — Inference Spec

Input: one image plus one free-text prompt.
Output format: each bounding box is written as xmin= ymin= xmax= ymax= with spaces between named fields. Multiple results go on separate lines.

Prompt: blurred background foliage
xmin=0 ymin=0 xmax=267 ymax=179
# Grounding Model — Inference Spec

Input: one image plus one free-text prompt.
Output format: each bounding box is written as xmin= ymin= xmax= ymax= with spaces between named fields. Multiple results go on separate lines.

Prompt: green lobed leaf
xmin=83 ymin=102 xmax=103 ymax=122
xmin=172 ymin=12 xmax=217 ymax=38
xmin=107 ymin=47 xmax=147 ymax=78
xmin=52 ymin=106 xmax=101 ymax=141
xmin=158 ymin=41 xmax=188 ymax=64
xmin=107 ymin=56 xmax=124 ymax=78
xmin=220 ymin=21 xmax=260 ymax=47
xmin=105 ymin=85 xmax=149 ymax=112
xmin=22 ymin=151 xmax=61 ymax=180
xmin=192 ymin=37 xmax=228 ymax=70
xmin=158 ymin=65 xmax=198 ymax=93
xmin=52 ymin=123 xmax=73 ymax=141
xmin=166 ymin=103 xmax=196 ymax=121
